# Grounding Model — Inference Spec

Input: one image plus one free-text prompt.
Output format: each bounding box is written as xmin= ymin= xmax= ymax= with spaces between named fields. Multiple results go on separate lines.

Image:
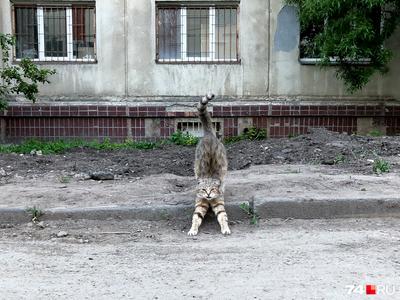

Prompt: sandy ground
xmin=1 ymin=130 xmax=399 ymax=299
xmin=0 ymin=218 xmax=399 ymax=300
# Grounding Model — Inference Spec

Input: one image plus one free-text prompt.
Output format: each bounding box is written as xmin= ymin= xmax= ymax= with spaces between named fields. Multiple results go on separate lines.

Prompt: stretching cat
xmin=188 ymin=94 xmax=231 ymax=236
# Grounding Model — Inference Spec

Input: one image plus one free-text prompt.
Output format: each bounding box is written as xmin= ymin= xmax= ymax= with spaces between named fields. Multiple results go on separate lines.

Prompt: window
xmin=156 ymin=3 xmax=239 ymax=63
xmin=299 ymin=7 xmax=381 ymax=64
xmin=13 ymin=4 xmax=96 ymax=62
xmin=176 ymin=119 xmax=223 ymax=137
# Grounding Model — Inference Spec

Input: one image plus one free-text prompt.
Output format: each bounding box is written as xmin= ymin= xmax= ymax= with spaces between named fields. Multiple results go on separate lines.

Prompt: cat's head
xmin=196 ymin=178 xmax=223 ymax=200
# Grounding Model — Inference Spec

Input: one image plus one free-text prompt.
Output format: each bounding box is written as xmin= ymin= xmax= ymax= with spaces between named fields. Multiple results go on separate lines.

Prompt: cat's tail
xmin=198 ymin=93 xmax=215 ymax=135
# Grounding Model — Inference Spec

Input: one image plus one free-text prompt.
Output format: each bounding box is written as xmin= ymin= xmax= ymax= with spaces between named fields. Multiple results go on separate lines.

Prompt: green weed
xmin=367 ymin=129 xmax=384 ymax=137
xmin=26 ymin=206 xmax=43 ymax=223
xmin=244 ymin=127 xmax=267 ymax=141
xmin=59 ymin=175 xmax=72 ymax=184
xmin=0 ymin=139 xmax=158 ymax=154
xmin=224 ymin=127 xmax=267 ymax=144
xmin=334 ymin=154 xmax=345 ymax=164
xmin=169 ymin=130 xmax=199 ymax=146
xmin=373 ymin=158 xmax=391 ymax=175
xmin=239 ymin=201 xmax=259 ymax=225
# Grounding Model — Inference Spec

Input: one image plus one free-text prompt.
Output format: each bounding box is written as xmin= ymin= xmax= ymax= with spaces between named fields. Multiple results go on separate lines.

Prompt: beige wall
xmin=0 ymin=0 xmax=399 ymax=100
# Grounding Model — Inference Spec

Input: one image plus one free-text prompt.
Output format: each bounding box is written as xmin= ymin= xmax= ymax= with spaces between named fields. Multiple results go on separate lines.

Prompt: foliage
xmin=59 ymin=175 xmax=72 ymax=184
xmin=373 ymin=158 xmax=391 ymax=174
xmin=224 ymin=127 xmax=267 ymax=144
xmin=0 ymin=138 xmax=158 ymax=155
xmin=239 ymin=201 xmax=259 ymax=225
xmin=244 ymin=127 xmax=267 ymax=140
xmin=286 ymin=0 xmax=400 ymax=92
xmin=26 ymin=206 xmax=43 ymax=223
xmin=0 ymin=33 xmax=55 ymax=111
xmin=367 ymin=129 xmax=384 ymax=136
xmin=170 ymin=130 xmax=199 ymax=146
xmin=334 ymin=154 xmax=346 ymax=164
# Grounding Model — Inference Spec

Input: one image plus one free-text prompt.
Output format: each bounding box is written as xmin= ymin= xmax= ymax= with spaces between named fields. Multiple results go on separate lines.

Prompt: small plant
xmin=373 ymin=158 xmax=391 ymax=175
xmin=170 ymin=130 xmax=199 ymax=146
xmin=334 ymin=154 xmax=345 ymax=164
xmin=26 ymin=206 xmax=43 ymax=223
xmin=239 ymin=200 xmax=259 ymax=225
xmin=59 ymin=175 xmax=71 ymax=184
xmin=244 ymin=127 xmax=267 ymax=141
xmin=223 ymin=135 xmax=243 ymax=144
xmin=224 ymin=127 xmax=267 ymax=144
xmin=367 ymin=129 xmax=384 ymax=137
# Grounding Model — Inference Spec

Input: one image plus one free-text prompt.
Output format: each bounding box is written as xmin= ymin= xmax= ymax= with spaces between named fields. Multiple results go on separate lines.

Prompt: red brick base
xmin=1 ymin=102 xmax=399 ymax=142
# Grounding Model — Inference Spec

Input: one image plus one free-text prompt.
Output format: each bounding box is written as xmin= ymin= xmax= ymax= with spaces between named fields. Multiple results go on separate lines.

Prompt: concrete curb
xmin=1 ymin=197 xmax=400 ymax=224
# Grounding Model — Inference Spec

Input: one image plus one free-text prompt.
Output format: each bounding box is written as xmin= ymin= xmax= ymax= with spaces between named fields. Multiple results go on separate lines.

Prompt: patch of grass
xmin=0 ymin=138 xmax=158 ymax=154
xmin=367 ymin=129 xmax=384 ymax=137
xmin=373 ymin=158 xmax=391 ymax=175
xmin=59 ymin=175 xmax=72 ymax=184
xmin=87 ymin=139 xmax=157 ymax=151
xmin=223 ymin=135 xmax=243 ymax=144
xmin=26 ymin=206 xmax=43 ymax=223
xmin=245 ymin=127 xmax=267 ymax=141
xmin=169 ymin=130 xmax=199 ymax=146
xmin=334 ymin=154 xmax=345 ymax=164
xmin=224 ymin=127 xmax=267 ymax=144
xmin=239 ymin=201 xmax=259 ymax=225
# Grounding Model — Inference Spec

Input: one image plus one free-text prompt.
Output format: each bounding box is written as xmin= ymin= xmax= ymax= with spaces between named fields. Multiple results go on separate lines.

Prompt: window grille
xmin=13 ymin=5 xmax=96 ymax=62
xmin=176 ymin=119 xmax=222 ymax=137
xmin=156 ymin=4 xmax=239 ymax=63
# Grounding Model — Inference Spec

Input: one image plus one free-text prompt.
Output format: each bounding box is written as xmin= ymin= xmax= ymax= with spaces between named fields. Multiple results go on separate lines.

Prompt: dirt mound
xmin=0 ymin=129 xmax=399 ymax=181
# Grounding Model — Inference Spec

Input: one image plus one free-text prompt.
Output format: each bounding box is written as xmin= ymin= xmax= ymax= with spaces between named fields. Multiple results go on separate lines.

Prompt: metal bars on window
xmin=177 ymin=120 xmax=222 ymax=137
xmin=157 ymin=6 xmax=239 ymax=63
xmin=14 ymin=5 xmax=96 ymax=62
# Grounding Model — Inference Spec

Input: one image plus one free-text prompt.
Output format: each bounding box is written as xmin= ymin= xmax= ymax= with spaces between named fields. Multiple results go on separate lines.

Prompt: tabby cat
xmin=188 ymin=94 xmax=231 ymax=236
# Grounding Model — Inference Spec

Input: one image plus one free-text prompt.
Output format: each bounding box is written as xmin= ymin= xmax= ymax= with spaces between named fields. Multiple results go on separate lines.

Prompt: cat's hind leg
xmin=188 ymin=200 xmax=209 ymax=236
xmin=210 ymin=199 xmax=231 ymax=235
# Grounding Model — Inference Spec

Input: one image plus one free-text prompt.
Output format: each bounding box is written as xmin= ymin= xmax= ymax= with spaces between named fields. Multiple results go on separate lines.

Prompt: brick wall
xmin=0 ymin=103 xmax=399 ymax=142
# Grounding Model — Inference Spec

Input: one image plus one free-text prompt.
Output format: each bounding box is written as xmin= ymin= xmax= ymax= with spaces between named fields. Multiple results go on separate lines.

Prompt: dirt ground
xmin=1 ymin=129 xmax=400 ymax=183
xmin=1 ymin=128 xmax=399 ymax=210
xmin=1 ymin=164 xmax=400 ymax=210
xmin=0 ymin=218 xmax=399 ymax=299
xmin=1 ymin=130 xmax=400 ymax=299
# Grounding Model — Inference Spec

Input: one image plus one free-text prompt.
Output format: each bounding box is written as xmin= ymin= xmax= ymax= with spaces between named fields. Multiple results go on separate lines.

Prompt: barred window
xmin=156 ymin=4 xmax=239 ymax=63
xmin=13 ymin=4 xmax=96 ymax=62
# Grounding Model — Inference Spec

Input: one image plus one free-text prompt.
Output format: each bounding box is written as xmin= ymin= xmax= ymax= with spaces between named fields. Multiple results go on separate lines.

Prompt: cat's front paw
xmin=187 ymin=228 xmax=198 ymax=236
xmin=221 ymin=226 xmax=231 ymax=235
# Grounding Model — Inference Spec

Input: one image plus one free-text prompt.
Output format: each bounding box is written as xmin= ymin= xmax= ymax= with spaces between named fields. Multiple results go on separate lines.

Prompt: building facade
xmin=1 ymin=0 xmax=400 ymax=142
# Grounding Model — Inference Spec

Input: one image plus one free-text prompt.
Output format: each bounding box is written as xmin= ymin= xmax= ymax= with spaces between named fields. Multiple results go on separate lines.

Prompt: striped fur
xmin=188 ymin=94 xmax=231 ymax=236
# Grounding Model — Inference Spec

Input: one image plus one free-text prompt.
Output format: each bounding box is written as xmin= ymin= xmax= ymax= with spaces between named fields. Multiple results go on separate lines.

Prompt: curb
xmin=1 ymin=197 xmax=400 ymax=224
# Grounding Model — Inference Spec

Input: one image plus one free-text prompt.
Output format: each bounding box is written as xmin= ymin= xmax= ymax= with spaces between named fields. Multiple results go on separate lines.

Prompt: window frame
xmin=155 ymin=3 xmax=240 ymax=64
xmin=11 ymin=3 xmax=97 ymax=63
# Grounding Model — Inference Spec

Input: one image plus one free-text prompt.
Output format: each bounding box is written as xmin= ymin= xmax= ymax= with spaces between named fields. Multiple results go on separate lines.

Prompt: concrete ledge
xmin=255 ymin=197 xmax=400 ymax=219
xmin=1 ymin=197 xmax=400 ymax=224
